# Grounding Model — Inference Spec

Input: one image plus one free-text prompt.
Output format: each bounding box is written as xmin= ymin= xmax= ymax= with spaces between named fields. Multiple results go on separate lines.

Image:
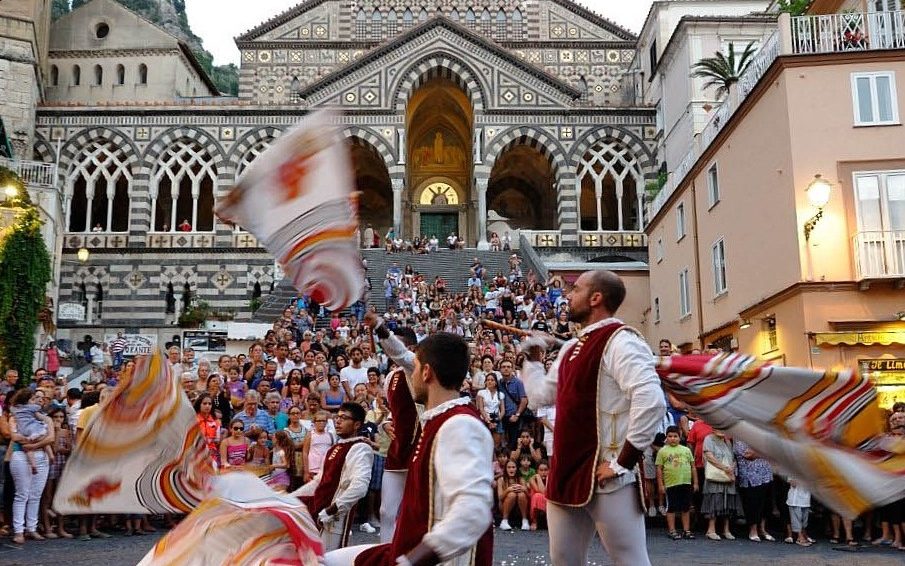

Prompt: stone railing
xmin=518 ymin=229 xmax=562 ymax=248
xmin=518 ymin=233 xmax=550 ymax=283
xmin=0 ymin=157 xmax=58 ymax=188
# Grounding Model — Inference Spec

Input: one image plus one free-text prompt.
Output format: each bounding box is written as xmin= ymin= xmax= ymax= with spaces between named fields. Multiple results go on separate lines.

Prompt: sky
xmin=185 ymin=0 xmax=654 ymax=66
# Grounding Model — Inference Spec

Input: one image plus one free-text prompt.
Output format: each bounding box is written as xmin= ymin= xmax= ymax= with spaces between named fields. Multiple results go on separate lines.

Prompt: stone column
xmin=391 ymin=178 xmax=404 ymax=236
xmin=476 ymin=177 xmax=489 ymax=250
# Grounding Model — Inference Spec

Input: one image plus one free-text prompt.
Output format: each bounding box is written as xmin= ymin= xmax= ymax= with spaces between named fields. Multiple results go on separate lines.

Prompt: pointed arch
xmin=388 ymin=9 xmax=398 ymax=35
xmin=392 ymin=54 xmax=487 ymax=112
xmin=150 ymin=139 xmax=218 ymax=233
xmin=403 ymin=8 xmax=413 ymax=28
xmin=228 ymin=125 xmax=283 ymax=179
xmin=576 ymin=141 xmax=644 ymax=232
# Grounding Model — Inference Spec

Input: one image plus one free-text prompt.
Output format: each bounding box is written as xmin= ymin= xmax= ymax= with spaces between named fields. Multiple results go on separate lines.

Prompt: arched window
xmin=372 ymin=10 xmax=382 ymax=40
xmin=50 ymin=65 xmax=59 ymax=86
xmin=387 ymin=9 xmax=398 ymax=35
xmin=72 ymin=64 xmax=81 ymax=86
xmin=151 ymin=140 xmax=217 ymax=232
xmin=577 ymin=141 xmax=644 ymax=231
xmin=95 ymin=284 xmax=104 ymax=320
xmin=251 ymin=281 xmax=262 ymax=303
xmin=165 ymin=282 xmax=176 ymax=314
xmin=73 ymin=282 xmax=88 ymax=317
xmin=512 ymin=8 xmax=524 ymax=39
xmin=116 ymin=64 xmax=125 ymax=85
xmin=138 ymin=63 xmax=148 ymax=85
xmin=417 ymin=8 xmax=427 ymax=23
xmin=66 ymin=140 xmax=132 ymax=232
xmin=94 ymin=64 xmax=103 ymax=85
xmin=465 ymin=9 xmax=475 ymax=29
xmin=449 ymin=9 xmax=459 ymax=22
xmin=496 ymin=10 xmax=506 ymax=38
xmin=403 ymin=8 xmax=413 ymax=28
xmin=356 ymin=9 xmax=367 ymax=37
xmin=577 ymin=76 xmax=589 ymax=103
xmin=236 ymin=138 xmax=273 ymax=181
xmin=480 ymin=8 xmax=492 ymax=35
xmin=182 ymin=282 xmax=192 ymax=313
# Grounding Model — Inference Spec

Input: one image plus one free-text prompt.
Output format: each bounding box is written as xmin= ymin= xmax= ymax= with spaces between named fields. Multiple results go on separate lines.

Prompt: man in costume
xmin=364 ymin=312 xmax=418 ymax=543
xmin=521 ymin=270 xmax=665 ymax=566
xmin=324 ymin=332 xmax=494 ymax=566
xmin=291 ymin=402 xmax=373 ymax=552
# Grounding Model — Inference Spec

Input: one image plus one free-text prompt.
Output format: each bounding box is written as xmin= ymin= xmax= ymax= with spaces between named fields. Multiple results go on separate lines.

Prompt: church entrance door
xmin=420 ymin=212 xmax=458 ymax=240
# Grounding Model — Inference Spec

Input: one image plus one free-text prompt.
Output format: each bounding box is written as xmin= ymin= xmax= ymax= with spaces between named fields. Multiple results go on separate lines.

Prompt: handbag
xmin=704 ymin=460 xmax=732 ymax=483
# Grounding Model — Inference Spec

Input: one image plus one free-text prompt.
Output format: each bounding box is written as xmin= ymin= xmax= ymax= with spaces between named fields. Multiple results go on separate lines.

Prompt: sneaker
xmin=520 ymin=519 xmax=530 ymax=531
xmin=647 ymin=507 xmax=657 ymax=518
xmin=359 ymin=523 xmax=377 ymax=534
xmin=498 ymin=519 xmax=512 ymax=531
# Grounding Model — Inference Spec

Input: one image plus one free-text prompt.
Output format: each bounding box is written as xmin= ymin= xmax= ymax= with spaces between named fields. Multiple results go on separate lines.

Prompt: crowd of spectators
xmin=1 ymin=249 xmax=904 ymax=555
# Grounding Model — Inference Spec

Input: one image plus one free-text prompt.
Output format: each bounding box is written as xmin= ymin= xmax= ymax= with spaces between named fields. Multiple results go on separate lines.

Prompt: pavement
xmin=2 ymin=526 xmax=904 ymax=565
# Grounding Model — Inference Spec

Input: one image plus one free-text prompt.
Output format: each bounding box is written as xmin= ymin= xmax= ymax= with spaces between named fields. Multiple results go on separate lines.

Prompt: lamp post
xmin=803 ymin=174 xmax=832 ymax=241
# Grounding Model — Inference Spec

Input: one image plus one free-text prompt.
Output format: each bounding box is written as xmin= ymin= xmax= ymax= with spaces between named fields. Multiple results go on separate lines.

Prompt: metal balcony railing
xmin=792 ymin=10 xmax=905 ymax=54
xmin=853 ymin=230 xmax=905 ymax=279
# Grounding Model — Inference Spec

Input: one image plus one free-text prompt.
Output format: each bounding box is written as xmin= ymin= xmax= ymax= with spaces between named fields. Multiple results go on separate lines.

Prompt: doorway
xmin=420 ymin=212 xmax=459 ymax=240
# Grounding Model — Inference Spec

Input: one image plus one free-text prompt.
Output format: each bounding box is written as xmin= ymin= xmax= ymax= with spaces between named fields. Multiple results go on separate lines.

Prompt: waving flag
xmin=54 ymin=351 xmax=212 ymax=514
xmin=217 ymin=110 xmax=364 ymax=311
xmin=658 ymin=354 xmax=905 ymax=518
xmin=138 ymin=473 xmax=321 ymax=566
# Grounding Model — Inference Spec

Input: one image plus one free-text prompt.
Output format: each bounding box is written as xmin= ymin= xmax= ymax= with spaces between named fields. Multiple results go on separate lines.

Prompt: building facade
xmin=645 ymin=2 xmax=905 ymax=405
xmin=27 ymin=0 xmax=659 ymax=338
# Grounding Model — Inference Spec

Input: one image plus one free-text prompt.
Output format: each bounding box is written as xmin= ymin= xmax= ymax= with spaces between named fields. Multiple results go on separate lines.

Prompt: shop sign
xmin=105 ymin=333 xmax=157 ymax=356
xmin=814 ymin=331 xmax=905 ymax=346
xmin=860 ymin=359 xmax=905 ymax=372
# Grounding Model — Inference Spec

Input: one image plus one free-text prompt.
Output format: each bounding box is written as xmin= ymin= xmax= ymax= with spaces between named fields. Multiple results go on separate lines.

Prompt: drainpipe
xmin=690 ymin=182 xmax=705 ymax=349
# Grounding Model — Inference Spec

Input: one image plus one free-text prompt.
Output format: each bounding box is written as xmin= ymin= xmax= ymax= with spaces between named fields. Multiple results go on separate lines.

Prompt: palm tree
xmin=691 ymin=42 xmax=758 ymax=99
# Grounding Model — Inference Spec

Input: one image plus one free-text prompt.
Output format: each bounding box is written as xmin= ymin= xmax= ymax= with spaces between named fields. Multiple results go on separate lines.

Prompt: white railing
xmin=0 ymin=157 xmax=58 ymax=188
xmin=853 ymin=230 xmax=905 ymax=279
xmin=701 ymin=101 xmax=731 ymax=149
xmin=792 ymin=10 xmax=905 ymax=54
xmin=738 ymin=31 xmax=781 ymax=102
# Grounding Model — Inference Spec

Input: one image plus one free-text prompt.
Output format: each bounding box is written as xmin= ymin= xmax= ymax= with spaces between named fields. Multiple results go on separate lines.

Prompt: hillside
xmin=54 ymin=0 xmax=239 ymax=95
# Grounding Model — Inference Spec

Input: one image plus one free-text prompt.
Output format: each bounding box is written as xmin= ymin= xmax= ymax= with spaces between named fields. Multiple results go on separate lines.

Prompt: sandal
xmin=784 ymin=537 xmax=794 ymax=544
xmin=829 ymin=538 xmax=840 ymax=544
xmin=668 ymin=530 xmax=682 ymax=540
xmin=847 ymin=539 xmax=859 ymax=547
xmin=683 ymin=531 xmax=696 ymax=540
xmin=795 ymin=540 xmax=812 ymax=547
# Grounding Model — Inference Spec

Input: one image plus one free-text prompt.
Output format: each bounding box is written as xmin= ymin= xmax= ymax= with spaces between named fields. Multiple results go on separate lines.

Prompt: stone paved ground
xmin=2 ymin=526 xmax=904 ymax=565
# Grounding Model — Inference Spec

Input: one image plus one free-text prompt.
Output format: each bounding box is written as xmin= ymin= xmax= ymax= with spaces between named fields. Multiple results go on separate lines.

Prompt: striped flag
xmin=53 ymin=351 xmax=212 ymax=514
xmin=216 ymin=110 xmax=364 ymax=311
xmin=657 ymin=354 xmax=905 ymax=518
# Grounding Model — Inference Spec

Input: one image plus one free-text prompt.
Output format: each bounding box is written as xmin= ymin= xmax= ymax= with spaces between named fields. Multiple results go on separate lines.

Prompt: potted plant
xmin=178 ymin=300 xmax=212 ymax=328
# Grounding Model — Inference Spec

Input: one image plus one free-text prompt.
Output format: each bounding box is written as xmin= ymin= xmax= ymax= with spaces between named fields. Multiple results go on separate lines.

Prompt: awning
xmin=814 ymin=331 xmax=905 ymax=346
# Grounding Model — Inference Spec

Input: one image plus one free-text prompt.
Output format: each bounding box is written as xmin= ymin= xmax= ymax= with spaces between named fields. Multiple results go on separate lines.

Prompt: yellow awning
xmin=814 ymin=331 xmax=905 ymax=346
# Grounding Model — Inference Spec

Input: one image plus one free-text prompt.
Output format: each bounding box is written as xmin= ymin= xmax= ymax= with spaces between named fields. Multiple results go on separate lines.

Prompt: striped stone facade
xmin=37 ymin=0 xmax=657 ymax=332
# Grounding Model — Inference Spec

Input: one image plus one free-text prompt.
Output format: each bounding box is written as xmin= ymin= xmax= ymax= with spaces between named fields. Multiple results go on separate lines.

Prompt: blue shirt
xmin=733 ymin=439 xmax=773 ymax=487
xmin=500 ymin=376 xmax=527 ymax=417
xmin=235 ymin=409 xmax=275 ymax=434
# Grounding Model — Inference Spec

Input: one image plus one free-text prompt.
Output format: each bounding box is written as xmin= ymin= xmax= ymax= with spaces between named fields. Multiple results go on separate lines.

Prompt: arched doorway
xmin=487 ymin=144 xmax=556 ymax=233
xmin=348 ymin=139 xmax=392 ymax=237
xmin=406 ymin=77 xmax=473 ymax=241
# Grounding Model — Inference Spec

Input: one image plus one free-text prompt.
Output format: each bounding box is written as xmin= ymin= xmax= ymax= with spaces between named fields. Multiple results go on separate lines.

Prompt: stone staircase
xmin=252 ymin=248 xmax=518 ymax=324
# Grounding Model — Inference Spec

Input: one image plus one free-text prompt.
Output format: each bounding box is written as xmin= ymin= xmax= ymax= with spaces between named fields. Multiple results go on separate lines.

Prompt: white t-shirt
xmin=340 ymin=365 xmax=369 ymax=390
xmin=484 ymin=290 xmax=500 ymax=309
xmin=477 ymin=388 xmax=504 ymax=417
xmin=536 ymin=405 xmax=556 ymax=455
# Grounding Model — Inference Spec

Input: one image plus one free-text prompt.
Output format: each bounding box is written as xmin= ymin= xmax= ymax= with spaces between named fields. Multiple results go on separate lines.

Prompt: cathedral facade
xmin=33 ymin=0 xmax=655 ymax=331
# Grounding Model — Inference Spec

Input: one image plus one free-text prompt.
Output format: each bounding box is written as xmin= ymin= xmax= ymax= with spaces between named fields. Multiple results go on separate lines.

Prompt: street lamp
xmin=803 ymin=174 xmax=832 ymax=241
xmin=77 ymin=247 xmax=89 ymax=262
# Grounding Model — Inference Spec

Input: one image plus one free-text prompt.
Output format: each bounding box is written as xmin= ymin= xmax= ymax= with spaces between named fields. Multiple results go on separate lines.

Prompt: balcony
xmin=0 ymin=157 xmax=58 ymax=188
xmin=853 ymin=231 xmax=905 ymax=280
xmin=792 ymin=10 xmax=905 ymax=54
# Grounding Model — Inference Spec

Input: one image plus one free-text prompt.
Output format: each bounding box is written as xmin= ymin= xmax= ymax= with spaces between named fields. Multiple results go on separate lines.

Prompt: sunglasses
xmin=232 ymin=426 xmax=244 ymax=431
xmin=314 ymin=419 xmax=327 ymax=423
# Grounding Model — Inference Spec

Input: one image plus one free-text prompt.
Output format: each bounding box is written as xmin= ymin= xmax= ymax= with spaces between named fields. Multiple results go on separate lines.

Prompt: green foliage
xmin=211 ymin=64 xmax=239 ymax=96
xmin=0 ymin=168 xmax=52 ymax=382
xmin=691 ymin=42 xmax=758 ymax=99
xmin=51 ymin=0 xmax=71 ymax=20
xmin=178 ymin=300 xmax=210 ymax=327
xmin=249 ymin=296 xmax=262 ymax=314
xmin=777 ymin=0 xmax=812 ymax=16
xmin=645 ymin=170 xmax=668 ymax=196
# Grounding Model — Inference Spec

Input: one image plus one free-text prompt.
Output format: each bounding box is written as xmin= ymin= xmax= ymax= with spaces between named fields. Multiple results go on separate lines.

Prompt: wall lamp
xmin=803 ymin=174 xmax=832 ymax=241
xmin=739 ymin=318 xmax=752 ymax=330
xmin=76 ymin=247 xmax=90 ymax=262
